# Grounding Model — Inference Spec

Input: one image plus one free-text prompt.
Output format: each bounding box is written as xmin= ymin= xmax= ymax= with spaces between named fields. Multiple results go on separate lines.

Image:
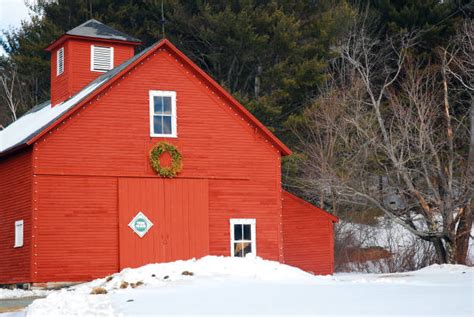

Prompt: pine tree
xmin=0 ymin=0 xmax=355 ymax=145
xmin=360 ymin=0 xmax=471 ymax=56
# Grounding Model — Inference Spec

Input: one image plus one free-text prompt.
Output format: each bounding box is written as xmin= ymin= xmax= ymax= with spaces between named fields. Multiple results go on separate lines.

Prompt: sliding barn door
xmin=118 ymin=178 xmax=209 ymax=269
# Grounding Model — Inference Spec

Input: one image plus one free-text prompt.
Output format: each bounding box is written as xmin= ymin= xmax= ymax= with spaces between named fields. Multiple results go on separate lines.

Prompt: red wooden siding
xmin=0 ymin=19 xmax=339 ymax=283
xmin=282 ymin=191 xmax=335 ymax=275
xmin=34 ymin=175 xmax=118 ymax=282
xmin=0 ymin=148 xmax=32 ymax=284
xmin=32 ymin=46 xmax=283 ymax=281
xmin=50 ymin=38 xmax=135 ymax=106
xmin=119 ymin=178 xmax=209 ymax=269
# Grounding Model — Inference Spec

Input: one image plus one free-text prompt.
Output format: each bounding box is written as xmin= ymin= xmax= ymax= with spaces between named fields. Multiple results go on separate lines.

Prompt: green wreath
xmin=149 ymin=142 xmax=183 ymax=178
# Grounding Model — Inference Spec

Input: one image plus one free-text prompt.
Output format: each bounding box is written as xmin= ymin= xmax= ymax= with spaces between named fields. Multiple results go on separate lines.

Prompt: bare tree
xmin=288 ymin=77 xmax=356 ymax=212
xmin=441 ymin=20 xmax=474 ymax=263
xmin=0 ymin=64 xmax=23 ymax=122
xmin=296 ymin=19 xmax=473 ymax=264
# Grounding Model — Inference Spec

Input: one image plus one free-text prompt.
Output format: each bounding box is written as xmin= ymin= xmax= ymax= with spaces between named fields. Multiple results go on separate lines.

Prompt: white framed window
xmin=149 ymin=90 xmax=177 ymax=137
xmin=91 ymin=45 xmax=114 ymax=72
xmin=56 ymin=47 xmax=64 ymax=76
xmin=230 ymin=219 xmax=256 ymax=257
xmin=14 ymin=220 xmax=24 ymax=248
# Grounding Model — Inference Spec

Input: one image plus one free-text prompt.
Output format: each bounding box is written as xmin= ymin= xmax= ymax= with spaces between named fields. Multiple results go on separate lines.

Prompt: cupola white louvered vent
xmin=56 ymin=47 xmax=64 ymax=76
xmin=91 ymin=45 xmax=114 ymax=72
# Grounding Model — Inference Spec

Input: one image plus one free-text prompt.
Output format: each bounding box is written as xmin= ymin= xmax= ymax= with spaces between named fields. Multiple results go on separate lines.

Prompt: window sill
xmin=150 ymin=134 xmax=178 ymax=138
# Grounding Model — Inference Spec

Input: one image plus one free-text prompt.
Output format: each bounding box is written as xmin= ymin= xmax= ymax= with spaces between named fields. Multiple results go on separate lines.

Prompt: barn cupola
xmin=45 ymin=19 xmax=142 ymax=106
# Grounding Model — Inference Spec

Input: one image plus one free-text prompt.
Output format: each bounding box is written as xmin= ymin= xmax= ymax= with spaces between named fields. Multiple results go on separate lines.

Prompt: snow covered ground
xmin=1 ymin=256 xmax=472 ymax=317
xmin=0 ymin=289 xmax=49 ymax=300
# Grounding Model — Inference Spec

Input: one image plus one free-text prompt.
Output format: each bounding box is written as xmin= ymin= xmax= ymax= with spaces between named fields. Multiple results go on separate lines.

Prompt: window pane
xmin=242 ymin=242 xmax=252 ymax=257
xmin=154 ymin=116 xmax=163 ymax=134
xmin=243 ymin=224 xmax=251 ymax=240
xmin=234 ymin=224 xmax=242 ymax=240
xmin=163 ymin=97 xmax=172 ymax=114
xmin=163 ymin=116 xmax=172 ymax=134
xmin=234 ymin=242 xmax=244 ymax=257
xmin=154 ymin=96 xmax=163 ymax=113
xmin=14 ymin=220 xmax=24 ymax=248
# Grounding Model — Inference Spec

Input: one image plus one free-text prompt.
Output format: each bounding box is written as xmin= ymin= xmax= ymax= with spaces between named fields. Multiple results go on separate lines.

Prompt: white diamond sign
xmin=128 ymin=212 xmax=154 ymax=238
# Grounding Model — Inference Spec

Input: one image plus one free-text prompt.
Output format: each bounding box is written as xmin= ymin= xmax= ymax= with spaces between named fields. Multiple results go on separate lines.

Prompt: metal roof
xmin=66 ymin=19 xmax=141 ymax=43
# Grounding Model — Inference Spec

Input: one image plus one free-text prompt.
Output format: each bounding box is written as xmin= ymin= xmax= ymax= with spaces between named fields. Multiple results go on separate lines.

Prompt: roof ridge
xmin=65 ymin=19 xmax=141 ymax=43
xmin=75 ymin=18 xmax=102 ymax=27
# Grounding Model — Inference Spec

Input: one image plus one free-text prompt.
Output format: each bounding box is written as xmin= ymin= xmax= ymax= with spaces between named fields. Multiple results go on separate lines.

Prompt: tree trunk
xmin=455 ymin=203 xmax=472 ymax=264
xmin=433 ymin=236 xmax=459 ymax=264
xmin=331 ymin=187 xmax=338 ymax=215
xmin=444 ymin=236 xmax=457 ymax=264
xmin=254 ymin=66 xmax=262 ymax=98
xmin=432 ymin=238 xmax=447 ymax=263
xmin=456 ymin=95 xmax=474 ymax=264
xmin=469 ymin=95 xmax=474 ymax=178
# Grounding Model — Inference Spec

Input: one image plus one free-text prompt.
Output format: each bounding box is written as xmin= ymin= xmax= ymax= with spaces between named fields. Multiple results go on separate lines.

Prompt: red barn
xmin=0 ymin=20 xmax=337 ymax=286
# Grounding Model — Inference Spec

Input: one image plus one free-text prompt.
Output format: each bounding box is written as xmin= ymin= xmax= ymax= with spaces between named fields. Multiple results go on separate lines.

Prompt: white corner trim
xmin=110 ymin=46 xmax=114 ymax=70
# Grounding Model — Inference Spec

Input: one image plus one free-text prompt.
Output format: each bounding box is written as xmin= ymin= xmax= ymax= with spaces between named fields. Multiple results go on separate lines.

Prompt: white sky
xmin=0 ymin=0 xmax=32 ymax=55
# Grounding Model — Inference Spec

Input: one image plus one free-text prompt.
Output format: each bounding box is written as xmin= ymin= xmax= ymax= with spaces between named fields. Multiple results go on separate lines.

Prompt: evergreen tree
xmin=0 ymin=0 xmax=355 ymax=146
xmin=359 ymin=0 xmax=472 ymax=56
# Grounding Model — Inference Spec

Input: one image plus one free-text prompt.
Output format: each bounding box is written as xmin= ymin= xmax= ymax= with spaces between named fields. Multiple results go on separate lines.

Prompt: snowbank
xmin=25 ymin=256 xmax=316 ymax=316
xmin=19 ymin=256 xmax=472 ymax=317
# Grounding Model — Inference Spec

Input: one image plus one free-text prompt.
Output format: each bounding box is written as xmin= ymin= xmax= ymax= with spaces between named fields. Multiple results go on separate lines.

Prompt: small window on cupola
xmin=56 ymin=47 xmax=64 ymax=76
xmin=91 ymin=45 xmax=114 ymax=72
